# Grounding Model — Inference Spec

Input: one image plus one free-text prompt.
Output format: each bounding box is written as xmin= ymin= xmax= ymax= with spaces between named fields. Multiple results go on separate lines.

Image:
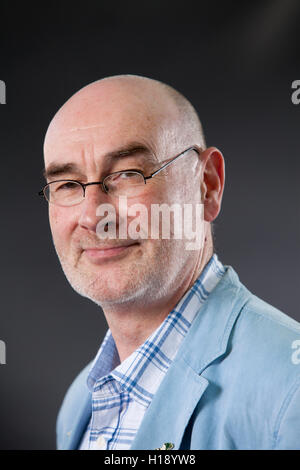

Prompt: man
xmin=40 ymin=74 xmax=300 ymax=450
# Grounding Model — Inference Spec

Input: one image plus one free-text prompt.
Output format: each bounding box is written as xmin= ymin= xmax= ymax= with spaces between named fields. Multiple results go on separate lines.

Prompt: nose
xmin=78 ymin=183 xmax=108 ymax=232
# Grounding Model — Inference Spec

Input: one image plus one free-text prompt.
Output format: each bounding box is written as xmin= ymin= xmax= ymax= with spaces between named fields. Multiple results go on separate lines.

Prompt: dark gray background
xmin=0 ymin=0 xmax=299 ymax=450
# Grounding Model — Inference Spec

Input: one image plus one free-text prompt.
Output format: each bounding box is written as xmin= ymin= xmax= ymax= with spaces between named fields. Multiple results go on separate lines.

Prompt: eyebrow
xmin=43 ymin=143 xmax=157 ymax=180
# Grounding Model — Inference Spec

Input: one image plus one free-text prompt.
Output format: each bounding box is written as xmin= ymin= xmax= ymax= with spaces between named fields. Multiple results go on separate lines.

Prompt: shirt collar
xmin=87 ymin=253 xmax=226 ymax=394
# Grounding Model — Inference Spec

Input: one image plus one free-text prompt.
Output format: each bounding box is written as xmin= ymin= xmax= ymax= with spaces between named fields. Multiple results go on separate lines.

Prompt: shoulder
xmin=222 ymin=272 xmax=300 ymax=448
xmin=189 ymin=266 xmax=300 ymax=448
xmin=222 ymin=265 xmax=300 ymax=376
xmin=220 ymin=265 xmax=300 ymax=358
xmin=234 ymin=287 xmax=300 ymax=366
xmin=242 ymin=287 xmax=300 ymax=332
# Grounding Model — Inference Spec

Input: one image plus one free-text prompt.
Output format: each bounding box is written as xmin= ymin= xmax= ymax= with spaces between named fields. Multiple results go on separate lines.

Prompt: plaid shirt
xmin=79 ymin=253 xmax=226 ymax=450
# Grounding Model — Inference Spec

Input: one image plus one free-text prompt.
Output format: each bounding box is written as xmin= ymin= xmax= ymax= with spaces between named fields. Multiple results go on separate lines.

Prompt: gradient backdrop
xmin=0 ymin=1 xmax=299 ymax=449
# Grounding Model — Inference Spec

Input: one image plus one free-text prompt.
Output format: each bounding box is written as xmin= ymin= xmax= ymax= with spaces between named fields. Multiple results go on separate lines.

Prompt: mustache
xmin=98 ymin=216 xmax=148 ymax=240
xmin=77 ymin=215 xmax=148 ymax=250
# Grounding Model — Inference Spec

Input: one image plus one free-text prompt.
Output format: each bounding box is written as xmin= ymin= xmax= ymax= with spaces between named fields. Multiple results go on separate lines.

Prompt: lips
xmin=83 ymin=240 xmax=139 ymax=250
xmin=82 ymin=241 xmax=139 ymax=262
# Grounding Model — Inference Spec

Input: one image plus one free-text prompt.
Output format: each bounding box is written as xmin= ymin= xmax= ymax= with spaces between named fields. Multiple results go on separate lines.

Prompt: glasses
xmin=38 ymin=146 xmax=199 ymax=207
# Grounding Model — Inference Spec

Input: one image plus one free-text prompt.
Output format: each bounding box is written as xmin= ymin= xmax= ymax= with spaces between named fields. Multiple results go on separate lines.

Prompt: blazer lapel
xmin=58 ymin=364 xmax=92 ymax=450
xmin=64 ymin=394 xmax=92 ymax=449
xmin=130 ymin=357 xmax=209 ymax=450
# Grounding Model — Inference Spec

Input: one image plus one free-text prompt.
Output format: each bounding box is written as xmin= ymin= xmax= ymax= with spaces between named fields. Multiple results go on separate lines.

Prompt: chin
xmin=74 ymin=284 xmax=146 ymax=307
xmin=66 ymin=269 xmax=148 ymax=307
xmin=59 ymin=249 xmax=167 ymax=307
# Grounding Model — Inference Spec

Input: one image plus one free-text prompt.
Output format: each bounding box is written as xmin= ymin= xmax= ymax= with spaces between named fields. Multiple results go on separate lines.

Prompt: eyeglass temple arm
xmin=146 ymin=146 xmax=199 ymax=179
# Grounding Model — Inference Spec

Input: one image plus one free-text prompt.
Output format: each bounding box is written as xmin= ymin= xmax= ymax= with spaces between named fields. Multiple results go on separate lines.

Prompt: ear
xmin=200 ymin=147 xmax=225 ymax=222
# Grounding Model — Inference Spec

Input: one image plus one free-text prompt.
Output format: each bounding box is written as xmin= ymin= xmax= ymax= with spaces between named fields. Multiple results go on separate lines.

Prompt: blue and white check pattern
xmin=79 ymin=253 xmax=226 ymax=450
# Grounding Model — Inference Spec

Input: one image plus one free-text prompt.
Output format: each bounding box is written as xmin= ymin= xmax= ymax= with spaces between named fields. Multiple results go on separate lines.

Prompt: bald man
xmin=40 ymin=75 xmax=300 ymax=450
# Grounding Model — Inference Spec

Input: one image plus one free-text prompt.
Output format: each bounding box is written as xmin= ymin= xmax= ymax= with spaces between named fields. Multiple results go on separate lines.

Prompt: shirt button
xmin=96 ymin=435 xmax=106 ymax=449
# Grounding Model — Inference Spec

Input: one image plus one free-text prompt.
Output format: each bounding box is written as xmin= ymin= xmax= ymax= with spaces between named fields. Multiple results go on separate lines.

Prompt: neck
xmin=102 ymin=229 xmax=213 ymax=363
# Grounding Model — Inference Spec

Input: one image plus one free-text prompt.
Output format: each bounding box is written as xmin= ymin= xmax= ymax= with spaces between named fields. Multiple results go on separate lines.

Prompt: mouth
xmin=82 ymin=241 xmax=140 ymax=262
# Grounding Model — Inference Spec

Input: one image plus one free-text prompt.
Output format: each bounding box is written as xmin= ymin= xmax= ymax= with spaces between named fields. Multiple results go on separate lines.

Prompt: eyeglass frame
xmin=38 ymin=145 xmax=200 ymax=205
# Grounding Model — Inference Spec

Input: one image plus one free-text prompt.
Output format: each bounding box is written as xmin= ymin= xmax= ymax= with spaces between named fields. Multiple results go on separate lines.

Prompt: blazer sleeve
xmin=273 ymin=375 xmax=300 ymax=450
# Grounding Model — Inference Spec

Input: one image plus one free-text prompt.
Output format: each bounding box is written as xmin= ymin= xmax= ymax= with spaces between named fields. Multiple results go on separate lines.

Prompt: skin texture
xmin=43 ymin=75 xmax=225 ymax=362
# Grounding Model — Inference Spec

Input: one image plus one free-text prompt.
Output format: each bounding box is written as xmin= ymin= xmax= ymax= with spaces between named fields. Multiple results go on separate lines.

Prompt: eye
xmin=104 ymin=171 xmax=145 ymax=192
xmin=108 ymin=171 xmax=142 ymax=182
xmin=55 ymin=181 xmax=79 ymax=191
xmin=120 ymin=171 xmax=141 ymax=178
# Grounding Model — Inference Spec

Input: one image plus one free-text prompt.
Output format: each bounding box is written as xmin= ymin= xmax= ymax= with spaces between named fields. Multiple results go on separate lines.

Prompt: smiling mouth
xmin=82 ymin=242 xmax=140 ymax=262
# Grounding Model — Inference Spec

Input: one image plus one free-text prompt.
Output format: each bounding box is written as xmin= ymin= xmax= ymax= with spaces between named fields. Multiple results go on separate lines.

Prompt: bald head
xmin=42 ymin=74 xmax=224 ymax=311
xmin=44 ymin=74 xmax=206 ymax=157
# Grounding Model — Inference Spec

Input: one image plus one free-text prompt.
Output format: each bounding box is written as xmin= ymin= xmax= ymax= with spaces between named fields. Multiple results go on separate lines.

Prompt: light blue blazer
xmin=56 ymin=265 xmax=300 ymax=450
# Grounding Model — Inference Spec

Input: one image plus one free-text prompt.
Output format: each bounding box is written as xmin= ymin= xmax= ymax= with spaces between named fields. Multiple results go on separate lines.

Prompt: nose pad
xmin=102 ymin=181 xmax=109 ymax=194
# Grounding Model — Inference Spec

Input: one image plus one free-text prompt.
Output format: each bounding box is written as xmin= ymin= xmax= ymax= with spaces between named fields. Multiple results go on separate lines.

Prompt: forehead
xmin=43 ymin=126 xmax=161 ymax=179
xmin=44 ymin=80 xmax=177 ymax=157
xmin=44 ymin=81 xmax=180 ymax=166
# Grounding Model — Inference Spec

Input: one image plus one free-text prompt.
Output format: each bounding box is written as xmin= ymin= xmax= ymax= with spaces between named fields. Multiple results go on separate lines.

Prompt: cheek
xmin=143 ymin=180 xmax=173 ymax=205
xmin=49 ymin=207 xmax=73 ymax=248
